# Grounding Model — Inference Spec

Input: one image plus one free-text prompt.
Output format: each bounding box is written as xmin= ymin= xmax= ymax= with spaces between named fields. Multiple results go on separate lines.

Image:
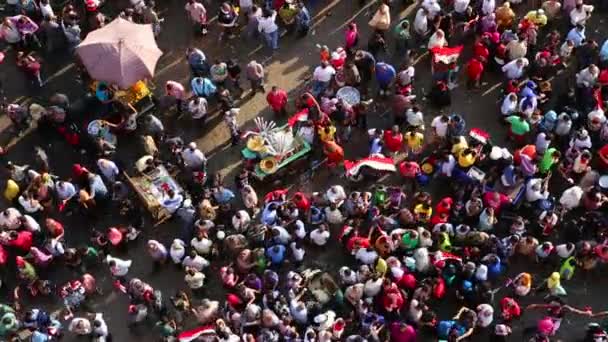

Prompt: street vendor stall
xmin=124 ymin=165 xmax=185 ymax=225
xmin=77 ymin=17 xmax=162 ymax=115
xmin=241 ymin=118 xmax=312 ymax=182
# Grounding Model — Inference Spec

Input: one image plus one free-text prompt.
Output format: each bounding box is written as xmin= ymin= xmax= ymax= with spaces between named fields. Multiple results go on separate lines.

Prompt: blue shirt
xmin=375 ymin=62 xmax=396 ymax=87
xmin=600 ymin=40 xmax=608 ymax=61
xmin=89 ymin=175 xmax=108 ymax=199
xmin=266 ymin=245 xmax=286 ymax=265
xmin=370 ymin=137 xmax=383 ymax=155
xmin=566 ymin=27 xmax=585 ymax=47
xmin=191 ymin=78 xmax=217 ymax=97
xmin=213 ymin=188 xmax=235 ymax=204
xmin=262 ymin=202 xmax=279 ymax=225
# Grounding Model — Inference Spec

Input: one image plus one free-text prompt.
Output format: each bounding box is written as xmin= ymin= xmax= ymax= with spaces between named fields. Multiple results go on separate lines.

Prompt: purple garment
xmin=520 ymin=155 xmax=537 ymax=176
xmin=11 ymin=15 xmax=39 ymax=34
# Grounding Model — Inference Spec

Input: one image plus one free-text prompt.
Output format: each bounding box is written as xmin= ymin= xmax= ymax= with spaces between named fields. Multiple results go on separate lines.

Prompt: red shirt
xmin=399 ymin=161 xmax=420 ymax=178
xmin=266 ymin=90 xmax=288 ymax=111
xmin=483 ymin=191 xmax=510 ymax=214
xmin=10 ymin=231 xmax=33 ymax=252
xmin=466 ymin=59 xmax=484 ymax=80
xmin=384 ymin=130 xmax=403 ymax=153
xmin=473 ymin=42 xmax=489 ymax=61
xmin=598 ymin=144 xmax=608 ymax=170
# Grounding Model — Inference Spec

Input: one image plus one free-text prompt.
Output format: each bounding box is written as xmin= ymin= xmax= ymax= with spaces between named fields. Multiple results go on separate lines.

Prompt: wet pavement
xmin=2 ymin=0 xmax=608 ymax=341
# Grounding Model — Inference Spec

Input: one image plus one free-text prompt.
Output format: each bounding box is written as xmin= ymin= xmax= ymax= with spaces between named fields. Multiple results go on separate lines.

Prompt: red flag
xmin=430 ymin=46 xmax=464 ymax=64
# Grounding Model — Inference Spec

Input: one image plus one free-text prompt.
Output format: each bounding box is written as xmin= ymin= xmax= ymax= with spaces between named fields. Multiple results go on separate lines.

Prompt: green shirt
xmin=506 ymin=116 xmax=530 ymax=135
xmin=539 ymin=148 xmax=557 ymax=173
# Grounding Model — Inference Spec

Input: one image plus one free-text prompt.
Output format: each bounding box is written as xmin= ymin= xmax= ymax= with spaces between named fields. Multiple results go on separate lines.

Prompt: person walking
xmin=258 ymin=8 xmax=279 ymax=51
xmin=246 ymin=60 xmax=265 ymax=94
xmin=266 ymin=86 xmax=288 ymax=116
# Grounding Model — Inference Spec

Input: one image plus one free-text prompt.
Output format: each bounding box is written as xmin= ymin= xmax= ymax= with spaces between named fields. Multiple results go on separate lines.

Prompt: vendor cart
xmin=123 ymin=165 xmax=185 ymax=225
xmin=90 ymin=79 xmax=156 ymax=115
xmin=241 ymin=119 xmax=312 ymax=183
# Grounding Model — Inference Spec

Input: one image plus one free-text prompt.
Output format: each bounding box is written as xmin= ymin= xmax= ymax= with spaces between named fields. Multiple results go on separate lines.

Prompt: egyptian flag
xmin=288 ymin=108 xmax=309 ymax=127
xmin=344 ymin=155 xmax=396 ymax=177
xmin=430 ymin=46 xmax=463 ymax=65
xmin=178 ymin=326 xmax=216 ymax=342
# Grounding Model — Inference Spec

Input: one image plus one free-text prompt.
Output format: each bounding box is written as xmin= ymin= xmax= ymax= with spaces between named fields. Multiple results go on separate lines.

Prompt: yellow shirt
xmin=451 ymin=136 xmax=469 ymax=155
xmin=414 ymin=204 xmax=432 ymax=220
xmin=458 ymin=151 xmax=477 ymax=168
xmin=318 ymin=126 xmax=336 ymax=143
xmin=4 ymin=180 xmax=19 ymax=201
xmin=525 ymin=11 xmax=547 ymax=26
xmin=405 ymin=132 xmax=424 ymax=152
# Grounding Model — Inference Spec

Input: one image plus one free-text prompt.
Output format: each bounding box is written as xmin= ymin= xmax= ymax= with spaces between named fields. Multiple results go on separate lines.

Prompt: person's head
xmin=516 ymin=58 xmax=525 ymax=68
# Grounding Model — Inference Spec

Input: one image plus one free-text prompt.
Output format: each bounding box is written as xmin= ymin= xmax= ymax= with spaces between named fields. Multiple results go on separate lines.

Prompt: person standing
xmin=295 ymin=1 xmax=311 ymax=37
xmin=246 ymin=60 xmax=265 ymax=94
xmin=312 ymin=61 xmax=336 ymax=97
xmin=185 ymin=0 xmax=207 ymax=35
xmin=165 ymin=80 xmax=186 ymax=114
xmin=266 ymin=86 xmax=288 ymax=116
xmin=258 ymin=8 xmax=279 ymax=51
xmin=224 ymin=108 xmax=241 ymax=146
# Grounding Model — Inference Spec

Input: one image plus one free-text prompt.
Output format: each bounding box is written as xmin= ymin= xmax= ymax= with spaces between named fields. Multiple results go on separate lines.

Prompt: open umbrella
xmin=76 ymin=18 xmax=162 ymax=89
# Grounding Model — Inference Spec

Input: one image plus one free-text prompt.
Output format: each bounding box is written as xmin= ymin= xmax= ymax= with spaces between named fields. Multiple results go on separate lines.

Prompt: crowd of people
xmin=2 ymin=0 xmax=608 ymax=341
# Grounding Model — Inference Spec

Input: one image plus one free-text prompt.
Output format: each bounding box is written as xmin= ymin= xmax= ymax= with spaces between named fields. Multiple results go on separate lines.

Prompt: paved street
xmin=2 ymin=0 xmax=608 ymax=341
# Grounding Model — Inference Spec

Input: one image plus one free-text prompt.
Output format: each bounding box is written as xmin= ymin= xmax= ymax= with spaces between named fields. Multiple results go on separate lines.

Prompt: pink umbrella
xmin=76 ymin=18 xmax=162 ymax=89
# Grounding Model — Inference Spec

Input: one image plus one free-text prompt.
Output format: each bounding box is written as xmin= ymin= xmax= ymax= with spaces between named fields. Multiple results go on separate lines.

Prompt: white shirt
xmin=290 ymin=242 xmax=305 ymax=261
xmin=501 ymin=95 xmax=518 ymax=116
xmin=0 ymin=208 xmax=22 ymax=230
xmin=535 ymin=133 xmax=551 ymax=154
xmin=440 ymin=155 xmax=456 ymax=177
xmin=482 ymin=0 xmax=495 ymax=15
xmin=40 ymin=3 xmax=55 ymax=18
xmin=431 ymin=116 xmax=448 ymax=137
xmin=107 ymin=256 xmax=132 ymax=277
xmin=313 ymin=65 xmax=336 ymax=83
xmin=272 ymin=226 xmax=292 ymax=244
xmin=294 ymin=220 xmax=306 ymax=239
xmin=576 ymin=67 xmax=598 ymax=87
xmin=185 ymin=271 xmax=205 ymax=289
xmin=355 ymin=248 xmax=378 ymax=264
xmin=555 ymin=243 xmax=574 ymax=258
xmin=290 ymin=300 xmax=308 ymax=324
xmin=181 ymin=147 xmax=206 ymax=169
xmin=454 ymin=0 xmax=470 ymax=13
xmin=476 ymin=304 xmax=494 ymax=327
xmin=502 ymin=58 xmax=528 ymax=79
xmin=559 ymin=186 xmax=584 ymax=210
xmin=570 ymin=5 xmax=593 ymax=26
xmin=22 ymin=215 xmax=40 ymax=232
xmin=406 ymin=109 xmax=424 ymax=127
xmin=364 ymin=278 xmax=383 ymax=297
xmin=182 ymin=255 xmax=210 ymax=271
xmin=525 ymin=178 xmax=549 ymax=202
xmin=310 ymin=228 xmax=330 ymax=246
xmin=191 ymin=237 xmax=212 ymax=254
xmin=19 ymin=196 xmax=43 ymax=213
xmin=97 ymin=159 xmax=119 ymax=182
xmin=258 ymin=11 xmax=278 ymax=33
xmin=413 ymin=9 xmax=428 ymax=35
xmin=325 ymin=207 xmax=344 ymax=224
xmin=93 ymin=313 xmax=109 ymax=338
xmin=188 ymin=98 xmax=208 ymax=119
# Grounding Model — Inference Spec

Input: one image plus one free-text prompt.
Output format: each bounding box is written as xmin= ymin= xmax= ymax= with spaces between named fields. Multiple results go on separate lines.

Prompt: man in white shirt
xmin=570 ymin=1 xmax=593 ymax=26
xmin=106 ymin=255 xmax=132 ymax=278
xmin=310 ymin=225 xmax=330 ymax=246
xmin=406 ymin=107 xmax=424 ymax=129
xmin=576 ymin=64 xmax=599 ymax=87
xmin=0 ymin=208 xmax=22 ymax=230
xmin=413 ymin=8 xmax=429 ymax=37
xmin=181 ymin=142 xmax=206 ymax=170
xmin=271 ymin=225 xmax=291 ymax=245
xmin=501 ymin=93 xmax=518 ymax=117
xmin=56 ymin=181 xmax=77 ymax=201
xmin=258 ymin=10 xmax=279 ymax=50
xmin=182 ymin=250 xmax=210 ymax=271
xmin=502 ymin=58 xmax=528 ymax=80
xmin=185 ymin=267 xmax=205 ymax=291
xmin=453 ymin=0 xmax=470 ymax=15
xmin=431 ymin=114 xmax=449 ymax=139
xmin=92 ymin=313 xmax=109 ymax=341
xmin=355 ymin=247 xmax=378 ymax=264
xmin=97 ymin=158 xmax=120 ymax=182
xmin=312 ymin=61 xmax=336 ymax=97
xmin=525 ymin=178 xmax=549 ymax=202
xmin=185 ymin=0 xmax=207 ymax=34
xmin=187 ymin=96 xmax=208 ymax=120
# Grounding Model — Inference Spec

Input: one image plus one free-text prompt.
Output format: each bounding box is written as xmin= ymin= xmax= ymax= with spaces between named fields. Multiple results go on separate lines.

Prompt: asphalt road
xmin=2 ymin=0 xmax=608 ymax=341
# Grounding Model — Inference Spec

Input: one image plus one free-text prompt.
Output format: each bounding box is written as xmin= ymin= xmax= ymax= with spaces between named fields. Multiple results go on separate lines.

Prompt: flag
xmin=430 ymin=46 xmax=463 ymax=65
xmin=178 ymin=326 xmax=216 ymax=342
xmin=344 ymin=155 xmax=396 ymax=177
xmin=287 ymin=108 xmax=309 ymax=127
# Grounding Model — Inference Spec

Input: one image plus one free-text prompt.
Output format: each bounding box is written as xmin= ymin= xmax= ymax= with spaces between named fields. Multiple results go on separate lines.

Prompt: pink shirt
xmin=166 ymin=81 xmax=186 ymax=100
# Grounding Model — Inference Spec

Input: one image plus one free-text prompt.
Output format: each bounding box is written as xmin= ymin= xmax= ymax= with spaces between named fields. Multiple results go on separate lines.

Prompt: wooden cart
xmin=123 ymin=165 xmax=184 ymax=226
